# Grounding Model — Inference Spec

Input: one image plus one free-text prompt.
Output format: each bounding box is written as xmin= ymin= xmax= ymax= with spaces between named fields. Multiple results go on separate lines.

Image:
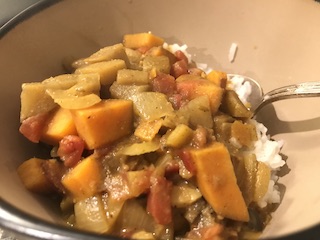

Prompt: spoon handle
xmin=256 ymin=81 xmax=320 ymax=113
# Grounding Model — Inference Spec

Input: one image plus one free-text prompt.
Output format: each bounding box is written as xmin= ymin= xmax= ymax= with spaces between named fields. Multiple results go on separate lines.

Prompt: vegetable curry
xmin=18 ymin=33 xmax=275 ymax=240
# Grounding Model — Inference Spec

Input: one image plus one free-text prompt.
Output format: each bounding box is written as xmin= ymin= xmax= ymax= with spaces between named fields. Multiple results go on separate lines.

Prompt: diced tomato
xmin=57 ymin=135 xmax=85 ymax=168
xmin=176 ymin=79 xmax=202 ymax=99
xmin=168 ymin=93 xmax=183 ymax=109
xmin=174 ymin=50 xmax=189 ymax=63
xmin=19 ymin=113 xmax=48 ymax=143
xmin=147 ymin=176 xmax=173 ymax=225
xmin=192 ymin=126 xmax=208 ymax=148
xmin=152 ymin=73 xmax=176 ymax=95
xmin=201 ymin=224 xmax=225 ymax=240
xmin=187 ymin=224 xmax=225 ymax=240
xmin=171 ymin=59 xmax=188 ymax=78
xmin=177 ymin=149 xmax=196 ymax=175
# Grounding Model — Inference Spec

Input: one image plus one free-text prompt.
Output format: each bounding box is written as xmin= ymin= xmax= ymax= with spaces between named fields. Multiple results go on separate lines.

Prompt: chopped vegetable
xmin=75 ymin=60 xmax=127 ymax=85
xmin=17 ymin=158 xmax=55 ymax=194
xmin=147 ymin=176 xmax=173 ymax=225
xmin=131 ymin=92 xmax=174 ymax=121
xmin=206 ymin=70 xmax=228 ymax=88
xmin=73 ymin=43 xmax=130 ymax=67
xmin=189 ymin=142 xmax=249 ymax=222
xmin=134 ymin=119 xmax=163 ymax=141
xmin=62 ymin=155 xmax=102 ymax=200
xmin=220 ymin=90 xmax=253 ymax=118
xmin=41 ymin=107 xmax=77 ymax=145
xmin=121 ymin=139 xmax=160 ymax=156
xmin=171 ymin=181 xmax=202 ymax=208
xmin=74 ymin=194 xmax=123 ymax=233
xmin=20 ymin=83 xmax=57 ymax=121
xmin=123 ymin=32 xmax=164 ymax=49
xmin=176 ymin=79 xmax=224 ymax=115
xmin=165 ymin=124 xmax=194 ymax=148
xmin=116 ymin=68 xmax=150 ymax=85
xmin=71 ymin=99 xmax=133 ymax=149
xmin=18 ymin=33 xmax=285 ymax=239
xmin=142 ymin=55 xmax=171 ymax=74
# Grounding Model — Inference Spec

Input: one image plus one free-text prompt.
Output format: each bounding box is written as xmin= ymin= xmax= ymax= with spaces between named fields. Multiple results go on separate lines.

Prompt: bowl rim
xmin=0 ymin=198 xmax=122 ymax=240
xmin=0 ymin=0 xmax=57 ymax=37
xmin=0 ymin=1 xmax=319 ymax=239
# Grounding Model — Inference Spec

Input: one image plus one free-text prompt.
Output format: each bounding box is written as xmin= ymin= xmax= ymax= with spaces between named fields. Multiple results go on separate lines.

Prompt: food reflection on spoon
xmin=228 ymin=74 xmax=320 ymax=115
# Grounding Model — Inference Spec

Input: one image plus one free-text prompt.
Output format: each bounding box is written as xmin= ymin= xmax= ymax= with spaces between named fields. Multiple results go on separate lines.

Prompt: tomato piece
xmin=57 ymin=135 xmax=85 ymax=168
xmin=19 ymin=113 xmax=48 ymax=143
xmin=147 ymin=176 xmax=173 ymax=225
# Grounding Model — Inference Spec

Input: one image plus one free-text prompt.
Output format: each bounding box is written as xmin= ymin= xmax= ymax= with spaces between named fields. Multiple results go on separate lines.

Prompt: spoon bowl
xmin=228 ymin=74 xmax=320 ymax=115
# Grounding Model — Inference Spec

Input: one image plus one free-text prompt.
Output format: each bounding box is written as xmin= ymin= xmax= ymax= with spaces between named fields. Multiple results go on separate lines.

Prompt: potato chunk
xmin=165 ymin=124 xmax=194 ymax=148
xmin=75 ymin=60 xmax=127 ymax=85
xmin=73 ymin=43 xmax=130 ymax=68
xmin=177 ymin=79 xmax=224 ymax=115
xmin=142 ymin=55 xmax=170 ymax=74
xmin=189 ymin=142 xmax=249 ymax=222
xmin=20 ymin=83 xmax=57 ymax=122
xmin=17 ymin=158 xmax=54 ymax=194
xmin=71 ymin=99 xmax=133 ymax=149
xmin=41 ymin=107 xmax=77 ymax=145
xmin=116 ymin=69 xmax=150 ymax=85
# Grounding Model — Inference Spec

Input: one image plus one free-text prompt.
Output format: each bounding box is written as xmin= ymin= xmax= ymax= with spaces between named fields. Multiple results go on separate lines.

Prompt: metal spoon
xmin=228 ymin=74 xmax=320 ymax=115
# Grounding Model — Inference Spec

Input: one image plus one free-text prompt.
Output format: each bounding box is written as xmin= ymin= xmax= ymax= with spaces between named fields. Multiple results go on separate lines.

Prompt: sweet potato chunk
xmin=17 ymin=158 xmax=55 ymax=194
xmin=71 ymin=99 xmax=133 ymax=149
xmin=41 ymin=107 xmax=77 ymax=145
xmin=123 ymin=32 xmax=164 ymax=49
xmin=177 ymin=79 xmax=224 ymax=115
xmin=189 ymin=142 xmax=249 ymax=222
xmin=62 ymin=155 xmax=102 ymax=200
xmin=206 ymin=70 xmax=228 ymax=88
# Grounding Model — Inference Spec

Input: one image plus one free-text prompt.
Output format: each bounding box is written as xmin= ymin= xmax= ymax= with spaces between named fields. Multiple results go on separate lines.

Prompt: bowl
xmin=0 ymin=0 xmax=320 ymax=239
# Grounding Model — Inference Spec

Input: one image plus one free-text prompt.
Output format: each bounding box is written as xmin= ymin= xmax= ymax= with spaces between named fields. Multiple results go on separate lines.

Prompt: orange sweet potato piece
xmin=189 ymin=142 xmax=249 ymax=222
xmin=62 ymin=154 xmax=102 ymax=200
xmin=206 ymin=70 xmax=228 ymax=88
xmin=177 ymin=79 xmax=224 ymax=115
xmin=71 ymin=99 xmax=133 ymax=149
xmin=41 ymin=107 xmax=77 ymax=145
xmin=123 ymin=32 xmax=164 ymax=49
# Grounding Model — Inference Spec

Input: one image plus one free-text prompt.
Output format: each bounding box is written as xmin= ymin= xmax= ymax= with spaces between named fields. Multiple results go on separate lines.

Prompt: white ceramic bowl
xmin=0 ymin=0 xmax=320 ymax=239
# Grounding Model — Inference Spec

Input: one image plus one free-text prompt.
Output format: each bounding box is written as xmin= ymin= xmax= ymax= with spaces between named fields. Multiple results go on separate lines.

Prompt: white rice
xmin=165 ymin=42 xmax=285 ymax=208
xmin=228 ymin=43 xmax=238 ymax=63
